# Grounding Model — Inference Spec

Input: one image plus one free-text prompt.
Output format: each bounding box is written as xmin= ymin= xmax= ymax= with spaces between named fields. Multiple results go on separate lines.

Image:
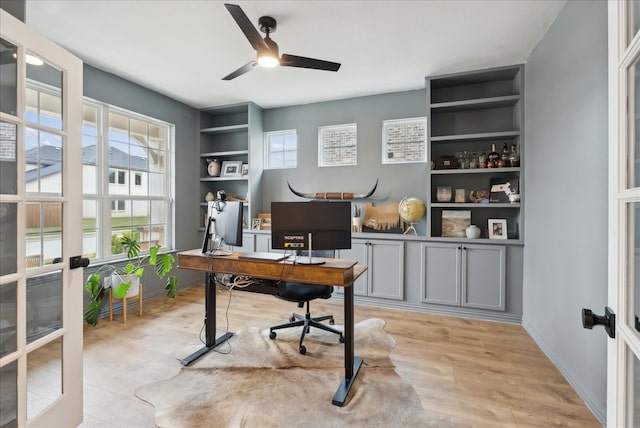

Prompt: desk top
xmin=178 ymin=249 xmax=365 ymax=287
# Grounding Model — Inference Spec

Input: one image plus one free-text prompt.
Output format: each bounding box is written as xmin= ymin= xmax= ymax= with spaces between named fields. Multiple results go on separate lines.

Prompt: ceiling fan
xmin=222 ymin=3 xmax=341 ymax=80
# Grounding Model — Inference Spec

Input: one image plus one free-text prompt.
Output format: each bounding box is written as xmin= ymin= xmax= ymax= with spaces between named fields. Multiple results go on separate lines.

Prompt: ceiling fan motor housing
xmin=258 ymin=16 xmax=277 ymax=34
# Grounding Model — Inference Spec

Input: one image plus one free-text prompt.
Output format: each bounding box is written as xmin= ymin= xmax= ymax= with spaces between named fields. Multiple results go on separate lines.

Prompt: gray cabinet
xmin=421 ymin=242 xmax=506 ymax=311
xmin=427 ymin=65 xmax=524 ymax=242
xmin=339 ymin=239 xmax=404 ymax=300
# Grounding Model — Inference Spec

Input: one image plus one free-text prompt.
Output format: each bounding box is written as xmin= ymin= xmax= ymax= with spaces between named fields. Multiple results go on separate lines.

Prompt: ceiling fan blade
xmin=280 ymin=54 xmax=341 ymax=72
xmin=224 ymin=3 xmax=267 ymax=51
xmin=222 ymin=61 xmax=257 ymax=80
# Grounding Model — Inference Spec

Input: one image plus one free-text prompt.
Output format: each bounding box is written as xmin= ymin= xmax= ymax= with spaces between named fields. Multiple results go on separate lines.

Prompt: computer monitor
xmin=271 ymin=201 xmax=352 ymax=265
xmin=201 ymin=200 xmax=243 ymax=255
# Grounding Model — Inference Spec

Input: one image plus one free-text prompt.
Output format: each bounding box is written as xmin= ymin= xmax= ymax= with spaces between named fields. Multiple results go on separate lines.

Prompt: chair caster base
xmin=299 ymin=345 xmax=306 ymax=355
xmin=269 ymin=331 xmax=276 ymax=339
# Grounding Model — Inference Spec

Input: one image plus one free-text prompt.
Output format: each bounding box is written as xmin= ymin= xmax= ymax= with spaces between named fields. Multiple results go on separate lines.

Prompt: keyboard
xmin=237 ymin=252 xmax=289 ymax=262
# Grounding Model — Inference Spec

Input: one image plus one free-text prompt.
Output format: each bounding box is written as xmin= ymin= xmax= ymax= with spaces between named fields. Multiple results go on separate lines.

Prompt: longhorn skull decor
xmin=287 ymin=179 xmax=378 ymax=200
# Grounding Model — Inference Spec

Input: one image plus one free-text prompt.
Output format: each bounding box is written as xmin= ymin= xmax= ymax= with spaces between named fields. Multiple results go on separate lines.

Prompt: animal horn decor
xmin=287 ymin=179 xmax=378 ymax=200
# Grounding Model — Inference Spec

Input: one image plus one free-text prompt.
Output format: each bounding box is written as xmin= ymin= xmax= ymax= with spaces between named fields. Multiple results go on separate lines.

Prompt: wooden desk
xmin=177 ymin=249 xmax=366 ymax=407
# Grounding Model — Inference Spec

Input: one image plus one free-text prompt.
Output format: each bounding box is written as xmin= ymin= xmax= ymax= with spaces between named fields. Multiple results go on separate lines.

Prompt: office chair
xmin=269 ymin=249 xmax=344 ymax=354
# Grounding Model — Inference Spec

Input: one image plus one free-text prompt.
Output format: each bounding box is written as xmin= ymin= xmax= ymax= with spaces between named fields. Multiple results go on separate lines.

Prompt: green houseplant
xmin=84 ymin=236 xmax=178 ymax=326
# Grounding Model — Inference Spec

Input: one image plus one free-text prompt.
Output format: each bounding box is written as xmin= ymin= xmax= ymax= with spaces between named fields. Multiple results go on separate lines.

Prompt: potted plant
xmin=84 ymin=236 xmax=178 ymax=326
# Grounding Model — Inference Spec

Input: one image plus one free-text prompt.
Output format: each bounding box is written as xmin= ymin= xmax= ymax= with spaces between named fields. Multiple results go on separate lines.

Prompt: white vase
xmin=205 ymin=191 xmax=215 ymax=202
xmin=110 ymin=273 xmax=141 ymax=298
xmin=465 ymin=225 xmax=481 ymax=239
xmin=351 ymin=217 xmax=362 ymax=233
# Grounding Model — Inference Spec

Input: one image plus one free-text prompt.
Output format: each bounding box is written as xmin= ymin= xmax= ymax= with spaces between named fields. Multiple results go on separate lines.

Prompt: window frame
xmin=264 ymin=129 xmax=297 ymax=169
xmin=318 ymin=123 xmax=358 ymax=167
xmin=381 ymin=117 xmax=427 ymax=165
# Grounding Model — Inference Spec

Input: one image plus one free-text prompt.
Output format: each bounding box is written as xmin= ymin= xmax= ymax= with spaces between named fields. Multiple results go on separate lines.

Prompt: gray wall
xmin=523 ymin=0 xmax=608 ymax=423
xmin=261 ymin=89 xmax=428 ymax=235
xmin=83 ymin=65 xmax=203 ymax=296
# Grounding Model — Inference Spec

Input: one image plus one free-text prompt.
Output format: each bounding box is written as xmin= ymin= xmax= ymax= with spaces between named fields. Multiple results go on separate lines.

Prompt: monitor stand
xmin=295 ymin=233 xmax=326 ymax=265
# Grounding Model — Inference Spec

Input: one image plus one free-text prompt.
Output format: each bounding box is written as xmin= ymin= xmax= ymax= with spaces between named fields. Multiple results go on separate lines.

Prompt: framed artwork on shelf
xmin=251 ymin=218 xmax=260 ymax=230
xmin=241 ymin=163 xmax=249 ymax=176
xmin=488 ymin=219 xmax=508 ymax=240
xmin=221 ymin=161 xmax=242 ymax=177
xmin=258 ymin=213 xmax=272 ymax=230
xmin=441 ymin=210 xmax=471 ymax=237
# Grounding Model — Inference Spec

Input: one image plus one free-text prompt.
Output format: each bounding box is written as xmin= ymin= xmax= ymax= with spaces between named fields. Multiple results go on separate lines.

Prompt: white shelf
xmin=431 ymin=203 xmax=519 ymax=208
xmin=200 ymin=176 xmax=248 ymax=182
xmin=430 ymin=131 xmax=520 ymax=143
xmin=200 ymin=124 xmax=248 ymax=134
xmin=200 ymin=150 xmax=248 ymax=158
xmin=431 ymin=167 xmax=520 ymax=175
xmin=430 ymin=95 xmax=520 ymax=113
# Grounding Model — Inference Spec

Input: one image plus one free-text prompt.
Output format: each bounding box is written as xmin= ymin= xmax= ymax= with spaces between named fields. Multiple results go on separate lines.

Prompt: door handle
xmin=69 ymin=255 xmax=90 ymax=270
xmin=582 ymin=307 xmax=615 ymax=339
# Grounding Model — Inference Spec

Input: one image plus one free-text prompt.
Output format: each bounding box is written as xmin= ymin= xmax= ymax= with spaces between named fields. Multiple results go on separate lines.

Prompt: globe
xmin=398 ymin=197 xmax=426 ymax=235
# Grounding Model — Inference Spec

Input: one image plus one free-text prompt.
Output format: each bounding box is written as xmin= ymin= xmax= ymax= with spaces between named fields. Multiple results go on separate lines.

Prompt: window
xmin=382 ymin=117 xmax=427 ymax=164
xmin=264 ymin=130 xmax=297 ymax=169
xmin=318 ymin=123 xmax=357 ymax=167
xmin=111 ymin=200 xmax=125 ymax=212
xmin=80 ymin=98 xmax=174 ymax=260
xmin=108 ymin=169 xmax=126 ymax=185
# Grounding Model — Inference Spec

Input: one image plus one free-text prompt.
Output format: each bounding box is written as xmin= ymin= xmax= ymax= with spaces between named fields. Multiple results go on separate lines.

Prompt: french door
xmin=0 ymin=10 xmax=84 ymax=428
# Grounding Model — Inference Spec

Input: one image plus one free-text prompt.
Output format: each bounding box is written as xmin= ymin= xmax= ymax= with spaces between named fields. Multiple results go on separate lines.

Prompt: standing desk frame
xmin=176 ymin=249 xmax=366 ymax=406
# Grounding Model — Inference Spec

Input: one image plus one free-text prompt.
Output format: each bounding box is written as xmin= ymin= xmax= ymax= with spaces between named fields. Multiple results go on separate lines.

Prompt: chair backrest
xmin=297 ymin=249 xmax=335 ymax=258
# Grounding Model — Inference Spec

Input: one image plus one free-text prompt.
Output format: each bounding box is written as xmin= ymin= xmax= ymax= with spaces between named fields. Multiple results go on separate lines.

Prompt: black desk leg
xmin=332 ymin=283 xmax=363 ymax=406
xmin=181 ymin=273 xmax=233 ymax=366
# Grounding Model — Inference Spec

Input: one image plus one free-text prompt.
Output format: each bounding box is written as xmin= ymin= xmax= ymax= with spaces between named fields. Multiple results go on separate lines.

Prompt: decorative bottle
xmin=509 ymin=144 xmax=520 ymax=167
xmin=498 ymin=143 xmax=509 ymax=168
xmin=487 ymin=144 xmax=499 ymax=168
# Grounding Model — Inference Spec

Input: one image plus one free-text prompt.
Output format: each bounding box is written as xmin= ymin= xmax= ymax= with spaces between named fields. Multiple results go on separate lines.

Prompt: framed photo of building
xmin=258 ymin=213 xmax=272 ymax=230
xmin=488 ymin=219 xmax=508 ymax=239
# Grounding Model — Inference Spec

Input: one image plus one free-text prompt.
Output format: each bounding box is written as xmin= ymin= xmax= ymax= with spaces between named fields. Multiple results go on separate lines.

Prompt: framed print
xmin=241 ymin=163 xmax=249 ymax=176
xmin=488 ymin=219 xmax=508 ymax=240
xmin=258 ymin=213 xmax=272 ymax=230
xmin=441 ymin=210 xmax=471 ymax=237
xmin=251 ymin=218 xmax=260 ymax=230
xmin=221 ymin=161 xmax=242 ymax=177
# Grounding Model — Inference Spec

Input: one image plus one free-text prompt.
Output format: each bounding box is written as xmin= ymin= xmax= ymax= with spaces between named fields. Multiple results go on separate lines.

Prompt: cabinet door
xmin=368 ymin=240 xmax=404 ymax=300
xmin=337 ymin=240 xmax=368 ymax=296
xmin=462 ymin=244 xmax=506 ymax=311
xmin=421 ymin=242 xmax=461 ymax=306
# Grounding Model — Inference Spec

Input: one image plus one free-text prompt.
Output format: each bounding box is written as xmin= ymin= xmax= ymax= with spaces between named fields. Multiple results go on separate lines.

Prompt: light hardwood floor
xmin=81 ymin=284 xmax=601 ymax=427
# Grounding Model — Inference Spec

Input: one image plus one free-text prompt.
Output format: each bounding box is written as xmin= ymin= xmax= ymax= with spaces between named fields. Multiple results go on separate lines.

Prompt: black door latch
xmin=69 ymin=255 xmax=90 ymax=270
xmin=582 ymin=306 xmax=615 ymax=339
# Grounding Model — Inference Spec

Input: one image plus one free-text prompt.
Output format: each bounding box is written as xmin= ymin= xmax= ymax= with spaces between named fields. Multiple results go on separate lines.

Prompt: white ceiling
xmin=25 ymin=0 xmax=566 ymax=110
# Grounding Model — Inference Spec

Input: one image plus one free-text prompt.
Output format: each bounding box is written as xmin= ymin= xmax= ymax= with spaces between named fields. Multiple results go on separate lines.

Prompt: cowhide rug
xmin=135 ymin=318 xmax=431 ymax=427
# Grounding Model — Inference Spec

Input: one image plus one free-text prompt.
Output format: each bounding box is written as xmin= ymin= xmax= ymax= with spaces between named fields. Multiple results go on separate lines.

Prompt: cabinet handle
xmin=462 ymin=246 xmax=467 ymax=250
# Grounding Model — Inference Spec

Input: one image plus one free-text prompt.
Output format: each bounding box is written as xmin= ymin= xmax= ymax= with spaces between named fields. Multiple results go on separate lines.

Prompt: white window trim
xmin=318 ymin=123 xmax=357 ymax=167
xmin=264 ymin=129 xmax=297 ymax=169
xmin=382 ymin=117 xmax=427 ymax=165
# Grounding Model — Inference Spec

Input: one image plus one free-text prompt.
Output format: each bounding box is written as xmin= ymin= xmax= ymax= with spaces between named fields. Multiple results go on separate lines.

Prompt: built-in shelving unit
xmin=426 ymin=65 xmax=524 ymax=242
xmin=198 ymin=103 xmax=263 ymax=230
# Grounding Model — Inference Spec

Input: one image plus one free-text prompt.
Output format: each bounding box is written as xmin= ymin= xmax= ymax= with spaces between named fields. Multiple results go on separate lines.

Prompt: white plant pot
xmin=110 ymin=273 xmax=141 ymax=298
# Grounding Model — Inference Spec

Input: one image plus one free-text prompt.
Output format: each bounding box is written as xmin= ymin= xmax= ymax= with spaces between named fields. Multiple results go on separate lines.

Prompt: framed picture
xmin=488 ymin=219 xmax=508 ymax=240
xmin=221 ymin=161 xmax=242 ymax=177
xmin=241 ymin=163 xmax=249 ymax=176
xmin=441 ymin=210 xmax=471 ymax=237
xmin=251 ymin=218 xmax=260 ymax=230
xmin=258 ymin=213 xmax=272 ymax=230
xmin=490 ymin=177 xmax=519 ymax=203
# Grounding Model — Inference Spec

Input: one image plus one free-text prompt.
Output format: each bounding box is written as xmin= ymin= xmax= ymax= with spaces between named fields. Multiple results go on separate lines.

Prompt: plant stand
xmin=108 ymin=284 xmax=143 ymax=323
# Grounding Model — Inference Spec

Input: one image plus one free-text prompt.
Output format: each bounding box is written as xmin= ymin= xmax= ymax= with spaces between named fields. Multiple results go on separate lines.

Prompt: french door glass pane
xmin=0 ymin=281 xmax=17 ymax=357
xmin=26 ymin=271 xmax=62 ymax=344
xmin=632 ymin=54 xmax=640 ymax=189
xmin=0 ymin=360 xmax=17 ymax=427
xmin=0 ymin=38 xmax=17 ymax=116
xmin=25 ymin=59 xmax=62 ymax=130
xmin=0 ymin=121 xmax=17 ymax=195
xmin=27 ymin=336 xmax=62 ymax=420
xmin=83 ymin=105 xmax=98 ymax=195
xmin=25 ymin=202 xmax=62 ymax=267
xmin=0 ymin=202 xmax=17 ymax=275
xmin=83 ymin=199 xmax=98 ymax=259
xmin=634 ymin=203 xmax=640 ymax=335
xmin=25 ymin=128 xmax=63 ymax=195
xmin=631 ymin=1 xmax=640 ymax=46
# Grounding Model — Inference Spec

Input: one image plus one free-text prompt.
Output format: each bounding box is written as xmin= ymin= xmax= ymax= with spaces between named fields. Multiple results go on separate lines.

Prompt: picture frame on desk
xmin=488 ymin=219 xmax=508 ymax=240
xmin=221 ymin=161 xmax=242 ymax=177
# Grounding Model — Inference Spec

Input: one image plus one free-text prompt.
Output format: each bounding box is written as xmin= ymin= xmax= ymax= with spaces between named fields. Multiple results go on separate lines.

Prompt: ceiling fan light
xmin=257 ymin=54 xmax=279 ymax=68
